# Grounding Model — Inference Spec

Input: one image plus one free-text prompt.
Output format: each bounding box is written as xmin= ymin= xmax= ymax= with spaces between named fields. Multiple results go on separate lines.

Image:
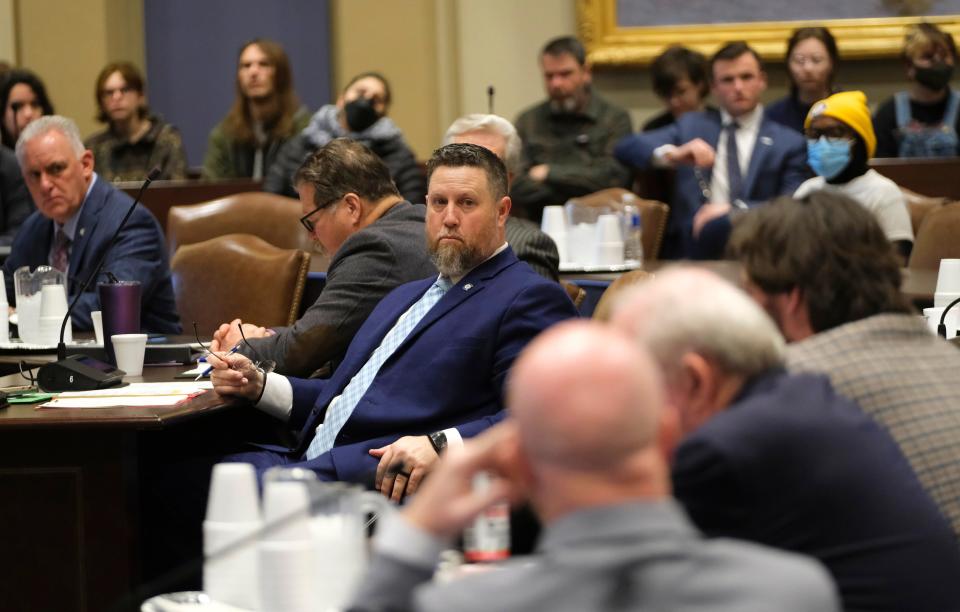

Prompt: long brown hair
xmin=223 ymin=38 xmax=301 ymax=144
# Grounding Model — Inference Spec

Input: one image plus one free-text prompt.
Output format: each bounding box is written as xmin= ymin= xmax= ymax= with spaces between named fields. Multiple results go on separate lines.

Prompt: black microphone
xmin=55 ymin=166 xmax=161 ymax=361
xmin=487 ymin=85 xmax=495 ymax=114
xmin=937 ymin=295 xmax=960 ymax=338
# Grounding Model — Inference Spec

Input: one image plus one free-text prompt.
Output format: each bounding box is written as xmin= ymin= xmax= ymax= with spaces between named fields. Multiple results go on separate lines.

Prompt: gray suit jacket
xmin=242 ymin=201 xmax=436 ymax=376
xmin=505 ymin=217 xmax=559 ymax=281
xmin=349 ymin=501 xmax=840 ymax=612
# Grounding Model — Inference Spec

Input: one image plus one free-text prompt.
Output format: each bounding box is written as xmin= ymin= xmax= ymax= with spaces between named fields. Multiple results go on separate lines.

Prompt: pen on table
xmin=196 ymin=345 xmax=241 ymax=380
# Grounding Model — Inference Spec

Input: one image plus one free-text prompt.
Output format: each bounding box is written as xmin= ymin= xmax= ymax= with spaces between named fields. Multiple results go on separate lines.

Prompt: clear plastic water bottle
xmin=622 ymin=193 xmax=643 ymax=265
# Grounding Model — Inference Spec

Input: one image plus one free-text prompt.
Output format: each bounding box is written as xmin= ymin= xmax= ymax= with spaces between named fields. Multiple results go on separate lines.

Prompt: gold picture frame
xmin=577 ymin=0 xmax=960 ymax=67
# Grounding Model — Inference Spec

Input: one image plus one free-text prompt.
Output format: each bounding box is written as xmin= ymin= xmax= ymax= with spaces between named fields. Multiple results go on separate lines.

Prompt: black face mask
xmin=344 ymin=97 xmax=380 ymax=132
xmin=914 ymin=62 xmax=954 ymax=91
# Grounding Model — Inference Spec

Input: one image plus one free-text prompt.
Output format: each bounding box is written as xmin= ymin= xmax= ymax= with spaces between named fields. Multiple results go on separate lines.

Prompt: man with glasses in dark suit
xmin=209 ymin=138 xmax=435 ymax=377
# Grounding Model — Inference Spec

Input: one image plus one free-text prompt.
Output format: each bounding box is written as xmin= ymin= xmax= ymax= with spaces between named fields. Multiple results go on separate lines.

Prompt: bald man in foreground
xmin=348 ymin=321 xmax=839 ymax=612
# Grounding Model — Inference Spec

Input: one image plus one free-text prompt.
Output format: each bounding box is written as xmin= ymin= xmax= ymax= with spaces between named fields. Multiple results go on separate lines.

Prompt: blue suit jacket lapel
xmin=67 ymin=180 xmax=108 ymax=284
xmin=395 ymin=247 xmax=516 ymax=352
xmin=742 ymin=118 xmax=775 ymax=199
xmin=700 ymin=110 xmax=723 ymax=188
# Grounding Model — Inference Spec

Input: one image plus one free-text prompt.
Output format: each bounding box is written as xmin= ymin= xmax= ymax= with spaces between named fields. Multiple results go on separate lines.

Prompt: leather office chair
xmin=172 ymin=233 xmax=311 ymax=332
xmin=592 ymin=269 xmax=652 ymax=322
xmin=167 ymin=192 xmax=316 ymax=256
xmin=573 ymin=188 xmax=670 ymax=262
xmin=560 ymin=280 xmax=587 ymax=310
xmin=901 ymin=188 xmax=948 ymax=236
xmin=909 ymin=201 xmax=960 ymax=270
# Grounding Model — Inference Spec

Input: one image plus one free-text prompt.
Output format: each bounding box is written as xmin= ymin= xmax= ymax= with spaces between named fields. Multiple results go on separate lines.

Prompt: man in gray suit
xmin=444 ymin=114 xmax=560 ymax=281
xmin=210 ymin=138 xmax=436 ymax=377
xmin=349 ymin=321 xmax=839 ymax=612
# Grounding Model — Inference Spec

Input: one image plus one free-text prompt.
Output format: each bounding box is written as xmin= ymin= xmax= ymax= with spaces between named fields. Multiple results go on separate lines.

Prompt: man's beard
xmin=429 ymin=238 xmax=482 ymax=279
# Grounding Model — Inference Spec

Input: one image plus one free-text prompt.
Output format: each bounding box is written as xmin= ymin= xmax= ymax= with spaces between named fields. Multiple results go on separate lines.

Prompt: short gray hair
xmin=15 ymin=115 xmax=85 ymax=166
xmin=614 ymin=267 xmax=785 ymax=380
xmin=443 ymin=114 xmax=522 ymax=175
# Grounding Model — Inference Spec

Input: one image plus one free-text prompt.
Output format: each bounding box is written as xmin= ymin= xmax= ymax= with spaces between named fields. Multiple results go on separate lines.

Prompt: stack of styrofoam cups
xmin=259 ymin=479 xmax=316 ymax=612
xmin=929 ymin=258 xmax=960 ymax=338
xmin=595 ymin=214 xmax=625 ymax=266
xmin=569 ymin=222 xmax=597 ymax=267
xmin=203 ymin=463 xmax=261 ymax=610
xmin=38 ymin=284 xmax=71 ymax=345
xmin=0 ymin=271 xmax=8 ymax=343
xmin=540 ymin=205 xmax=569 ymax=263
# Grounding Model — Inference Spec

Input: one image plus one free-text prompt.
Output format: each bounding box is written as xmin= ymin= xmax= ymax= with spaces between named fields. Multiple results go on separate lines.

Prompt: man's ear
xmin=497 ymin=196 xmax=512 ymax=225
xmin=674 ymin=352 xmax=721 ymax=434
xmin=342 ymin=193 xmax=363 ymax=225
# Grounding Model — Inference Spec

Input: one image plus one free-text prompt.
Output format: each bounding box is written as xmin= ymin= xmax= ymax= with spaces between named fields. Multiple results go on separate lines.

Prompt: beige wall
xmin=0 ymin=0 xmax=15 ymax=63
xmin=14 ymin=0 xmax=144 ymax=138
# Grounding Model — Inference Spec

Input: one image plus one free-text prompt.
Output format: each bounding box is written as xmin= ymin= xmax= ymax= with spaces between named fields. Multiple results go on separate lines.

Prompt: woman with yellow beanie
xmin=795 ymin=91 xmax=914 ymax=259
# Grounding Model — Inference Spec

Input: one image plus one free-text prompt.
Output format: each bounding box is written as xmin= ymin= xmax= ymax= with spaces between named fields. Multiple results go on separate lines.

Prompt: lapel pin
xmin=463 ymin=283 xmax=473 ymax=291
xmin=760 ymin=136 xmax=773 ymax=146
xmin=79 ymin=228 xmax=85 ymax=237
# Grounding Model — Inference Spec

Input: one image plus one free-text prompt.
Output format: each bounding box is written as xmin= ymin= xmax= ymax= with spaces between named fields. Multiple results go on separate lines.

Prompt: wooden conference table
xmin=0 ymin=365 xmax=237 ymax=612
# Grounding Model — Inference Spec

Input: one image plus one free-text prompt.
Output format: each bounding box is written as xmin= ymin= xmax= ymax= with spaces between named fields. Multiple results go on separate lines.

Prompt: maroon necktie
xmin=51 ymin=228 xmax=70 ymax=273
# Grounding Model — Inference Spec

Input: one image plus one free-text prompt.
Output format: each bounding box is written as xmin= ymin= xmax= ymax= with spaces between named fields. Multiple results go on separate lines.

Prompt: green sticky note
xmin=7 ymin=392 xmax=55 ymax=404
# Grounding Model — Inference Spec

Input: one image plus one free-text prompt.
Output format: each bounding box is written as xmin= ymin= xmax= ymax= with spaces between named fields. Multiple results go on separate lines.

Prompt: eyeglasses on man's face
xmin=299 ymin=195 xmax=343 ymax=233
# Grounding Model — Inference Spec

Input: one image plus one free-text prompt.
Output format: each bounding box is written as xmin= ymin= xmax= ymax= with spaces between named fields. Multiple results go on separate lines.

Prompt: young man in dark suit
xmin=615 ymin=41 xmax=808 ymax=259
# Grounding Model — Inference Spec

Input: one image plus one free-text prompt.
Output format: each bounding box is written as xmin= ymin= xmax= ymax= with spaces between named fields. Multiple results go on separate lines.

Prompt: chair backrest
xmin=559 ymin=280 xmax=587 ymax=309
xmin=573 ymin=188 xmax=670 ymax=261
xmin=592 ymin=269 xmax=653 ymax=322
xmin=166 ymin=191 xmax=315 ymax=256
xmin=901 ymin=187 xmax=948 ymax=236
xmin=171 ymin=233 xmax=310 ymax=332
xmin=909 ymin=201 xmax=960 ymax=270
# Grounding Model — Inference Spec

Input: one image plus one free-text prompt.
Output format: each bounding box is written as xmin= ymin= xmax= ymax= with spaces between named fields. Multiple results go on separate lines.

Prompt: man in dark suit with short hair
xmin=210 ymin=143 xmax=577 ymax=497
xmin=614 ymin=267 xmax=960 ymax=611
xmin=3 ymin=115 xmax=179 ymax=333
xmin=615 ymin=41 xmax=808 ymax=259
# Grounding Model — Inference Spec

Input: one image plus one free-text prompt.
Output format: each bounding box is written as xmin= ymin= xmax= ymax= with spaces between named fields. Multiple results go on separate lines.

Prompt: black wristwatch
xmin=428 ymin=430 xmax=448 ymax=454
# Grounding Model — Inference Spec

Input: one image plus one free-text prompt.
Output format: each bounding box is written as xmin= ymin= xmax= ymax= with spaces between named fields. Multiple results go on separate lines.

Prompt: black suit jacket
xmin=673 ymin=370 xmax=960 ymax=611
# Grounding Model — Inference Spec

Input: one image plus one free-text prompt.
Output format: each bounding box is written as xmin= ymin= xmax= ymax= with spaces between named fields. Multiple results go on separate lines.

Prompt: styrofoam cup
xmin=91 ymin=311 xmax=104 ymax=345
xmin=595 ymin=214 xmax=623 ymax=243
xmin=596 ymin=242 xmax=625 ymax=266
xmin=206 ymin=463 xmax=261 ymax=524
xmin=39 ymin=284 xmax=68 ymax=318
xmin=541 ymin=205 xmax=567 ymax=236
xmin=570 ymin=223 xmax=597 ymax=266
xmin=203 ymin=520 xmax=261 ymax=610
xmin=111 ymin=333 xmax=147 ymax=376
xmin=261 ymin=480 xmax=312 ymax=542
xmin=936 ymin=259 xmax=960 ymax=294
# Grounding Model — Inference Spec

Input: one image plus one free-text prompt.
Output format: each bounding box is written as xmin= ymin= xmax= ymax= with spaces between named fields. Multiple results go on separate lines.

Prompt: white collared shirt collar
xmin=720 ymin=104 xmax=764 ymax=131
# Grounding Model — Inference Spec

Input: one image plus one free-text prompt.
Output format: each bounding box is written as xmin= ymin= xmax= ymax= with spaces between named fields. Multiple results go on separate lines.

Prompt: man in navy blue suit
xmin=3 ymin=115 xmax=180 ymax=333
xmin=615 ymin=42 xmax=808 ymax=259
xmin=613 ymin=267 xmax=960 ymax=611
xmin=210 ymin=143 xmax=576 ymax=499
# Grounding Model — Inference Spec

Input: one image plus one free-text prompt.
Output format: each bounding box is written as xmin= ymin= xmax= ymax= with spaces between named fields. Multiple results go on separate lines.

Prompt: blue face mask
xmin=807 ymin=137 xmax=852 ymax=180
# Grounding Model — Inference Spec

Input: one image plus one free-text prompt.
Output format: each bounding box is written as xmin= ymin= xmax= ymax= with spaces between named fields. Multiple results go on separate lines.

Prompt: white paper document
xmin=41 ymin=381 xmax=213 ymax=408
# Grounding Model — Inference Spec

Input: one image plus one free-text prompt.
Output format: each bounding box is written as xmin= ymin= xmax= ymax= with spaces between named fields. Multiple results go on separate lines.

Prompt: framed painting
xmin=577 ymin=0 xmax=960 ymax=66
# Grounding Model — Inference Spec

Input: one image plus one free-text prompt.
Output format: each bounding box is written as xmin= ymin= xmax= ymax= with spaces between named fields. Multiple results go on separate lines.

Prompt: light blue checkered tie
xmin=305 ymin=277 xmax=453 ymax=459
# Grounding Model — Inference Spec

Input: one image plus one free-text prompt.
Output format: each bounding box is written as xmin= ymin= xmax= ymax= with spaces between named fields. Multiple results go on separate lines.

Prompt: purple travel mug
xmin=98 ymin=281 xmax=141 ymax=365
